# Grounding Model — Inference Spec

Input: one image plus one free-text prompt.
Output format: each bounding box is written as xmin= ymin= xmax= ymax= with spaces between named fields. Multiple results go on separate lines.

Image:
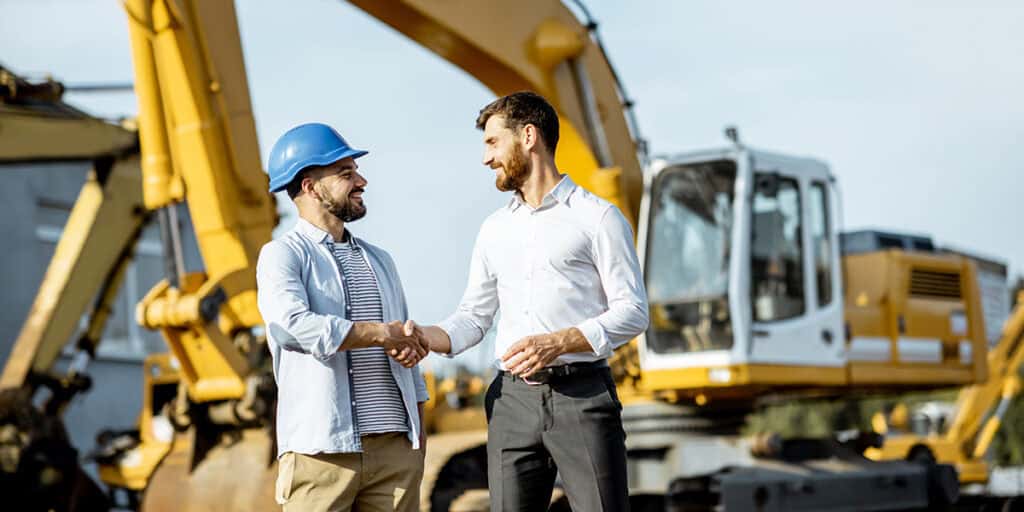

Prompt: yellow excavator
xmin=1 ymin=0 xmax=1022 ymax=510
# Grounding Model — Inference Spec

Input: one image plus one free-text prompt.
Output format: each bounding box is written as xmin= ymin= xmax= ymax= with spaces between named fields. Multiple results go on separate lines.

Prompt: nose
xmin=354 ymin=171 xmax=368 ymax=188
xmin=482 ymin=149 xmax=493 ymax=167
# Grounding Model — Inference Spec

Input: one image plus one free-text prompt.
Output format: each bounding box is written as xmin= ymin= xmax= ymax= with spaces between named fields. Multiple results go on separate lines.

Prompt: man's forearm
xmin=340 ymin=322 xmax=388 ymax=351
xmin=555 ymin=327 xmax=594 ymax=354
xmin=421 ymin=325 xmax=453 ymax=354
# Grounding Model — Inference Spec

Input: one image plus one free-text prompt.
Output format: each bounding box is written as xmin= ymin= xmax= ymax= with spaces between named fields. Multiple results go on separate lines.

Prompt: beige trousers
xmin=276 ymin=433 xmax=424 ymax=512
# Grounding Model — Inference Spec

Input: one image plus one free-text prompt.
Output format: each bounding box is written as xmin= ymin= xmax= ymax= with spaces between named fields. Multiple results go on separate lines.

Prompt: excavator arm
xmin=123 ymin=0 xmax=275 ymax=404
xmin=2 ymin=2 xmax=648 ymax=509
xmin=872 ymin=293 xmax=1024 ymax=483
xmin=0 ymin=66 xmax=146 ymax=512
xmin=0 ymin=66 xmax=146 ymax=389
xmin=350 ymin=0 xmax=644 ymax=226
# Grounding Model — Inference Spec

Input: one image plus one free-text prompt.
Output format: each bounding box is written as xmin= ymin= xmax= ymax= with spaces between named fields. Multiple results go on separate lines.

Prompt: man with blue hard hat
xmin=256 ymin=122 xmax=429 ymax=511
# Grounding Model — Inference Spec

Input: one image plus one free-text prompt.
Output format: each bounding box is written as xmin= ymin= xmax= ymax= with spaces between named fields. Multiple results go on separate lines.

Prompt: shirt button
xmin=351 ymin=400 xmax=357 ymax=406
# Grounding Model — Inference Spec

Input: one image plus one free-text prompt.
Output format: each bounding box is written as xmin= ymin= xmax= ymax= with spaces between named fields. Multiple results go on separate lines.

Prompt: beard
xmin=495 ymin=143 xmax=531 ymax=192
xmin=315 ymin=182 xmax=367 ymax=222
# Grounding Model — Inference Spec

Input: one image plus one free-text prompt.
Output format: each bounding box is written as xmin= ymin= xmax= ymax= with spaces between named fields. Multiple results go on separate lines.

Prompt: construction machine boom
xmin=869 ymin=292 xmax=1024 ymax=484
xmin=2 ymin=1 xmax=1022 ymax=510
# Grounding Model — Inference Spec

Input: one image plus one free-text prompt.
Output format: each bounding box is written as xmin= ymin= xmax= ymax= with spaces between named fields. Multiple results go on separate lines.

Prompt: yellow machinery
xmin=0 ymin=64 xmax=146 ymax=510
xmin=867 ymin=291 xmax=1024 ymax=484
xmin=1 ymin=0 xmax=1022 ymax=510
xmin=636 ymin=153 xmax=988 ymax=399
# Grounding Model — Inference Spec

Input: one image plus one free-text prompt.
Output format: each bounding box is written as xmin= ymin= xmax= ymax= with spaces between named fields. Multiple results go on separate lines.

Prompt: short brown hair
xmin=285 ymin=168 xmax=310 ymax=199
xmin=476 ymin=91 xmax=559 ymax=154
xmin=284 ymin=164 xmax=329 ymax=199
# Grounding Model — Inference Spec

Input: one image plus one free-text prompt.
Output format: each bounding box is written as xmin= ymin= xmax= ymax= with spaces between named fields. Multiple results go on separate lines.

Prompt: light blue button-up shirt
xmin=256 ymin=218 xmax=429 ymax=457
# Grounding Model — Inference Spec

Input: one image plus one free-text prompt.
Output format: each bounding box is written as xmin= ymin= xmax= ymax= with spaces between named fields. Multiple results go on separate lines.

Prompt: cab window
xmin=750 ymin=174 xmax=805 ymax=321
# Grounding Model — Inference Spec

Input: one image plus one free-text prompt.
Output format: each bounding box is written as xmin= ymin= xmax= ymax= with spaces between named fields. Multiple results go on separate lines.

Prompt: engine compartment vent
xmin=909 ymin=269 xmax=962 ymax=299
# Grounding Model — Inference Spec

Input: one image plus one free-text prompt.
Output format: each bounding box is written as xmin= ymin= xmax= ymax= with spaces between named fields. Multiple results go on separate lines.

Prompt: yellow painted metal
xmin=640 ymin=364 xmax=848 ymax=394
xmin=0 ymin=105 xmax=137 ymax=162
xmin=122 ymin=0 xmax=276 ymax=404
xmin=347 ymin=0 xmax=643 ymax=230
xmin=97 ymin=354 xmax=176 ymax=490
xmin=949 ymin=294 xmax=1024 ymax=461
xmin=972 ymin=376 xmax=1021 ymax=459
xmin=138 ymin=427 xmax=277 ymax=511
xmin=0 ymin=156 xmax=146 ymax=389
xmin=639 ymin=250 xmax=991 ymax=404
xmin=136 ymin=273 xmax=248 ymax=402
xmin=125 ymin=0 xmax=274 ymax=330
xmin=0 ymin=65 xmax=137 ymax=162
xmin=98 ymin=440 xmax=173 ymax=491
xmin=76 ymin=0 xmax=1017 ymax=501
xmin=531 ymin=18 xmax=585 ymax=70
xmin=844 ymin=250 xmax=988 ymax=385
xmin=872 ymin=293 xmax=1024 ymax=483
xmin=124 ymin=0 xmax=180 ymax=208
xmin=77 ymin=252 xmax=134 ymax=359
xmin=847 ymin=363 xmax=976 ymax=386
xmin=866 ymin=436 xmax=991 ymax=484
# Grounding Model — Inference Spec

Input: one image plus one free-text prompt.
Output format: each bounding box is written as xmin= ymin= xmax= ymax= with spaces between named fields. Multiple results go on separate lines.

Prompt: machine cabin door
xmin=745 ymin=153 xmax=845 ymax=368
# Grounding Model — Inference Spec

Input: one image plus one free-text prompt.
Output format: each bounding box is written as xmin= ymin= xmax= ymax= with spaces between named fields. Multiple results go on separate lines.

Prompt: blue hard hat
xmin=267 ymin=123 xmax=368 ymax=193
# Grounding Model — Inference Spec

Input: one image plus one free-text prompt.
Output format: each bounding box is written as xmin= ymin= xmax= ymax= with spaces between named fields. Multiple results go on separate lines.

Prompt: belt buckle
xmin=522 ymin=368 xmax=552 ymax=385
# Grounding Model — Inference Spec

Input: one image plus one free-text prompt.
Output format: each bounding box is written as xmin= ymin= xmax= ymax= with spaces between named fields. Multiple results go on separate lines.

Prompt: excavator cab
xmin=636 ymin=148 xmax=846 ymax=398
xmin=635 ymin=147 xmax=988 ymax=401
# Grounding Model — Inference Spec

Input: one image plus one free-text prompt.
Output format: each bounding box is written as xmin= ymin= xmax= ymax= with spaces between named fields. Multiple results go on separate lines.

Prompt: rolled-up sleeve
xmin=438 ymin=230 xmax=498 ymax=356
xmin=256 ymin=241 xmax=353 ymax=362
xmin=576 ymin=206 xmax=650 ymax=358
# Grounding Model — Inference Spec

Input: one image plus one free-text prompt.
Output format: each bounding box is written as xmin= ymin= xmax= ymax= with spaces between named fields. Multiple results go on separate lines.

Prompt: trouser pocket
xmin=275 ymin=452 xmax=296 ymax=505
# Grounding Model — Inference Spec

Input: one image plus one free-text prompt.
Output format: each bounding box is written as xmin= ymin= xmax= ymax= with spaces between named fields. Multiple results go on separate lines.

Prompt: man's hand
xmin=403 ymin=320 xmax=431 ymax=360
xmin=500 ymin=327 xmax=592 ymax=378
xmin=379 ymin=320 xmax=428 ymax=368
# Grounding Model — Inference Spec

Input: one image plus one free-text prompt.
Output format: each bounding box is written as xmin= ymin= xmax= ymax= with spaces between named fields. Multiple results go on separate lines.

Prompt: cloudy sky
xmin=3 ymin=1 xmax=1021 ymax=369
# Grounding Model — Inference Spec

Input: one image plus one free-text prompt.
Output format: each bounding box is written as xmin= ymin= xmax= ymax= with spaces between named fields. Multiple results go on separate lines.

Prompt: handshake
xmin=377 ymin=320 xmax=431 ymax=368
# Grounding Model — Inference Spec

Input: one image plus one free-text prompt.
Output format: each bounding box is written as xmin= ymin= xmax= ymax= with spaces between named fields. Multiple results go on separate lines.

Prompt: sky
xmin=2 ymin=1 xmax=1022 ymax=370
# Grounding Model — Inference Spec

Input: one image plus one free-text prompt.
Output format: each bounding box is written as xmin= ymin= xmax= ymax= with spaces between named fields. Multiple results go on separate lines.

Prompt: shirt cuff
xmin=436 ymin=318 xmax=479 ymax=358
xmin=318 ymin=316 xmax=351 ymax=361
xmin=575 ymin=318 xmax=611 ymax=358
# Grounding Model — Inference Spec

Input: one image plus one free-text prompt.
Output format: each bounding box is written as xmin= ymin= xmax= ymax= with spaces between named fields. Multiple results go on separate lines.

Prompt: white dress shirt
xmin=439 ymin=175 xmax=650 ymax=368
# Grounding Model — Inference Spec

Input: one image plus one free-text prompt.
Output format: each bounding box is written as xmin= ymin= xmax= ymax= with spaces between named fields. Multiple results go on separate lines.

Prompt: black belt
xmin=499 ymin=360 xmax=607 ymax=384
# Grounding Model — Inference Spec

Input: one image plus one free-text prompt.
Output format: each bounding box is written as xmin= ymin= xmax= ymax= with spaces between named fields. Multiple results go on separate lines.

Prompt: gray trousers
xmin=484 ymin=367 xmax=630 ymax=512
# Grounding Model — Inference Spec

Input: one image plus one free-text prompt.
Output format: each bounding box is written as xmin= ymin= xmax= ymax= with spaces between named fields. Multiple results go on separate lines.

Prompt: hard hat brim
xmin=268 ymin=146 xmax=369 ymax=193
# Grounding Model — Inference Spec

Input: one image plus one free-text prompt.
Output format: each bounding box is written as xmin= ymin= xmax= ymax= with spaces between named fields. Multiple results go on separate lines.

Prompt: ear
xmin=301 ymin=175 xmax=320 ymax=200
xmin=521 ymin=123 xmax=539 ymax=152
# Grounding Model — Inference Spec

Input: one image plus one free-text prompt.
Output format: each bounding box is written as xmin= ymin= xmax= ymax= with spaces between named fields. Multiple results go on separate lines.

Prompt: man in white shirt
xmin=417 ymin=92 xmax=649 ymax=511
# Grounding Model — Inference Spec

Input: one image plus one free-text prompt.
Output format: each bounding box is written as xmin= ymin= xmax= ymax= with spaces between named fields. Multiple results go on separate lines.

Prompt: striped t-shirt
xmin=329 ymin=236 xmax=409 ymax=435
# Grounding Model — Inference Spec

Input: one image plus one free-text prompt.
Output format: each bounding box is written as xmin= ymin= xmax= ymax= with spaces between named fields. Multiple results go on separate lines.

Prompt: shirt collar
xmin=295 ymin=217 xmax=357 ymax=247
xmin=507 ymin=174 xmax=577 ymax=212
